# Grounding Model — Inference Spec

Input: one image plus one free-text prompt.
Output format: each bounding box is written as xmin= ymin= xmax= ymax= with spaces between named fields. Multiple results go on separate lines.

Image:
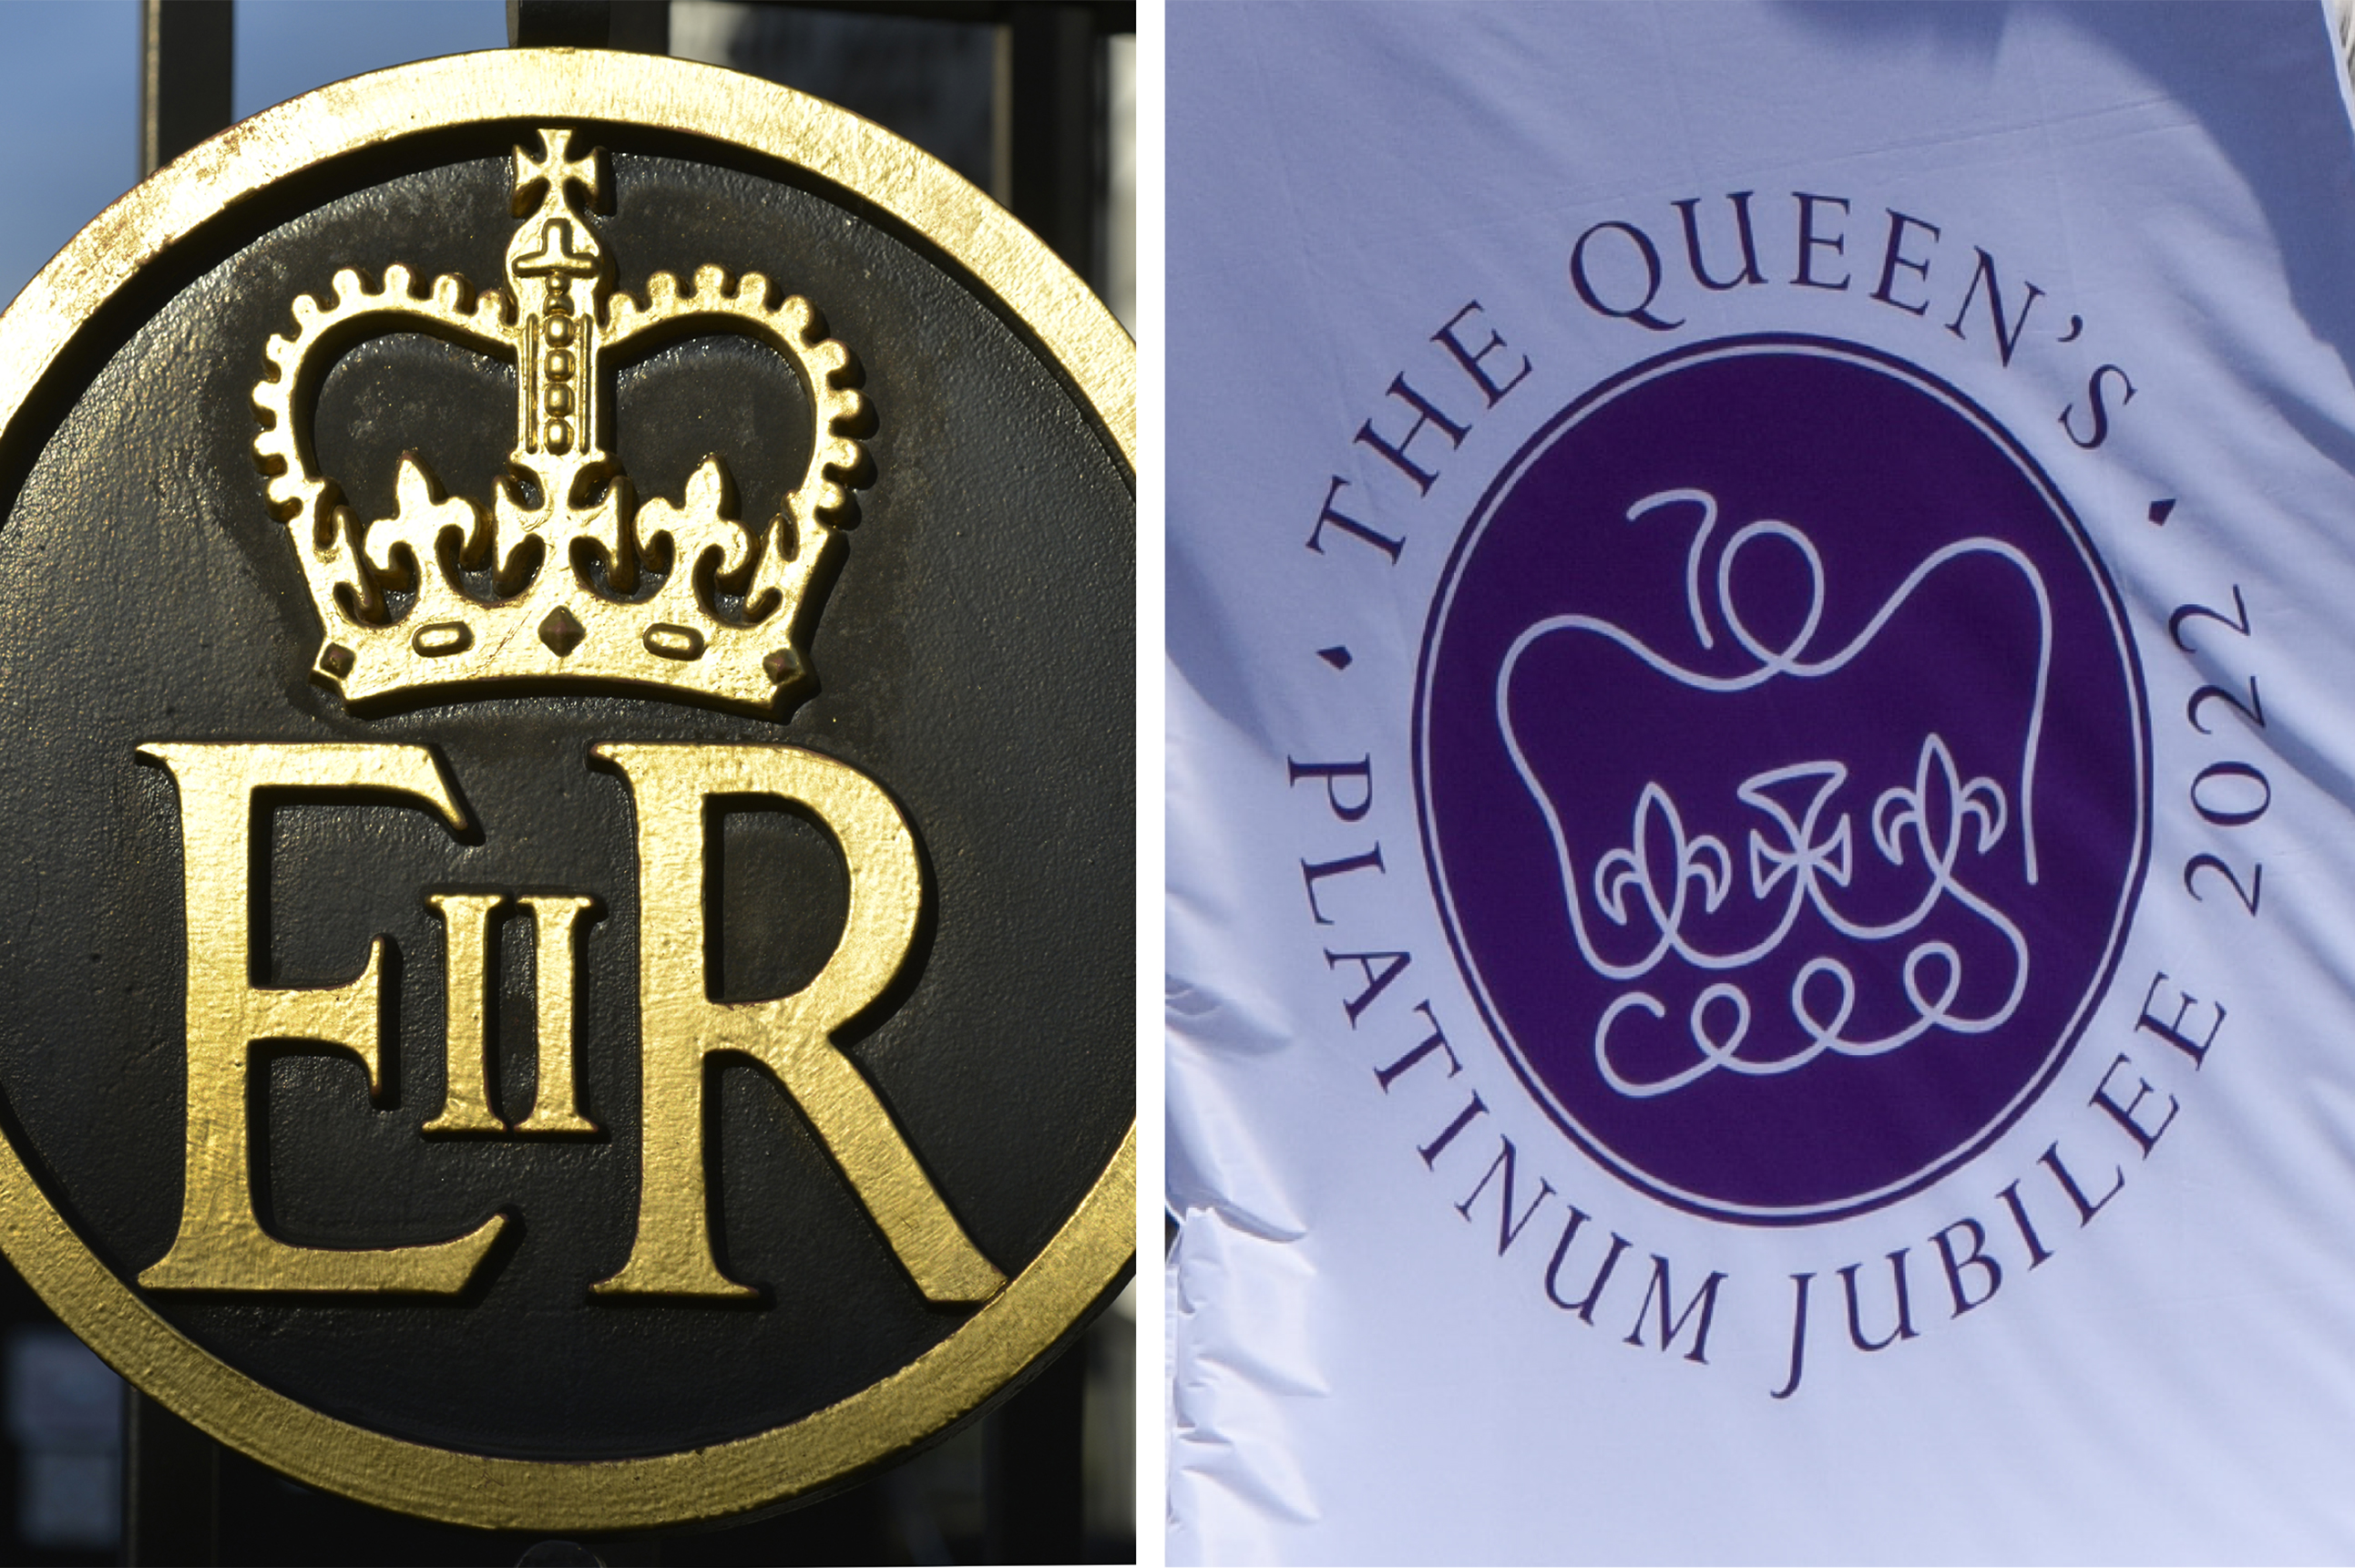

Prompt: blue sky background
xmin=0 ymin=0 xmax=507 ymax=309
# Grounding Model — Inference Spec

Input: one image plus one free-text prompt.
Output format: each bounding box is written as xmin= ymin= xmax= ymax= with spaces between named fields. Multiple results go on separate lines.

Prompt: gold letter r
xmin=591 ymin=743 xmax=1003 ymax=1306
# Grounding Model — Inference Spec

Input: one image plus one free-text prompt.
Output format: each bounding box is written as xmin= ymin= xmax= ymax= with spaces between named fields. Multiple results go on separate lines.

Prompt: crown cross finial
xmin=251 ymin=125 xmax=871 ymax=715
xmin=510 ymin=127 xmax=600 ymax=217
xmin=504 ymin=130 xmax=610 ymax=466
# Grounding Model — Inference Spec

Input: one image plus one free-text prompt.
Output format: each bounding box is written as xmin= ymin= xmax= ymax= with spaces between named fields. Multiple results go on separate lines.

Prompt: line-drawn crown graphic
xmin=251 ymin=128 xmax=868 ymax=713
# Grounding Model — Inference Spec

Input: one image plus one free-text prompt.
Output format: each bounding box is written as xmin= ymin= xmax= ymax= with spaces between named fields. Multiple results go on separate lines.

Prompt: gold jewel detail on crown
xmin=251 ymin=128 xmax=869 ymax=714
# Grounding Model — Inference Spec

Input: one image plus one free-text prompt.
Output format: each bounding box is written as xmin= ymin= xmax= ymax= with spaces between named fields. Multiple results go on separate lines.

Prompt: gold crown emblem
xmin=251 ymin=128 xmax=868 ymax=713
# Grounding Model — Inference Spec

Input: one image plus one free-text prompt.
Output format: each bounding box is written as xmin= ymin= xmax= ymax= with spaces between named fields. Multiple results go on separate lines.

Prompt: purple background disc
xmin=1416 ymin=337 xmax=2147 ymax=1222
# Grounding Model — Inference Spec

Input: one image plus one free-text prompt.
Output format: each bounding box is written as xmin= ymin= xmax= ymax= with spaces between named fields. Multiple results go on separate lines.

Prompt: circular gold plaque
xmin=0 ymin=48 xmax=1133 ymax=1531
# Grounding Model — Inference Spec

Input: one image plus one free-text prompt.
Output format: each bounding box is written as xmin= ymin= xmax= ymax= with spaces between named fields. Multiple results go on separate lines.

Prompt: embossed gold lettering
xmin=137 ymin=743 xmax=507 ymax=1293
xmin=423 ymin=892 xmax=600 ymax=1136
xmin=591 ymin=743 xmax=1003 ymax=1305
xmin=423 ymin=892 xmax=507 ymax=1134
xmin=514 ymin=894 xmax=601 ymax=1135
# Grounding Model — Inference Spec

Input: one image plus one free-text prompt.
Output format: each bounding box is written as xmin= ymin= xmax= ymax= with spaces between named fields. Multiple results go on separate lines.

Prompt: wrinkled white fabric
xmin=1169 ymin=3 xmax=2355 ymax=1562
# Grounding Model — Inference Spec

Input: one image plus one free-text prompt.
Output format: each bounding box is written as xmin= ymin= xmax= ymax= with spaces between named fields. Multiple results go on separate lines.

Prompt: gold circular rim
xmin=0 ymin=48 xmax=1135 ymax=1532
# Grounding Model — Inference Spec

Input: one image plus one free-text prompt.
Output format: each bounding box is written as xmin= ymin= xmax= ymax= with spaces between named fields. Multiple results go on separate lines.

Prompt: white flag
xmin=1168 ymin=3 xmax=2355 ymax=1561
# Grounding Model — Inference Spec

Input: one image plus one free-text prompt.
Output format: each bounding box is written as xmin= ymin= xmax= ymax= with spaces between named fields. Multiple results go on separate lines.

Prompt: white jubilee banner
xmin=1167 ymin=4 xmax=2355 ymax=1562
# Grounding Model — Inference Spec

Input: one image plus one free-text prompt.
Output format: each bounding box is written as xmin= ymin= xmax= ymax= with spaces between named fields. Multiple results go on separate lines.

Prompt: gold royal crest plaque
xmin=0 ymin=49 xmax=1132 ymax=1531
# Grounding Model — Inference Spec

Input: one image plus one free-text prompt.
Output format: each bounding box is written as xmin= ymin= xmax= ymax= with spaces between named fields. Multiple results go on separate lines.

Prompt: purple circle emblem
xmin=1416 ymin=337 xmax=2147 ymax=1224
